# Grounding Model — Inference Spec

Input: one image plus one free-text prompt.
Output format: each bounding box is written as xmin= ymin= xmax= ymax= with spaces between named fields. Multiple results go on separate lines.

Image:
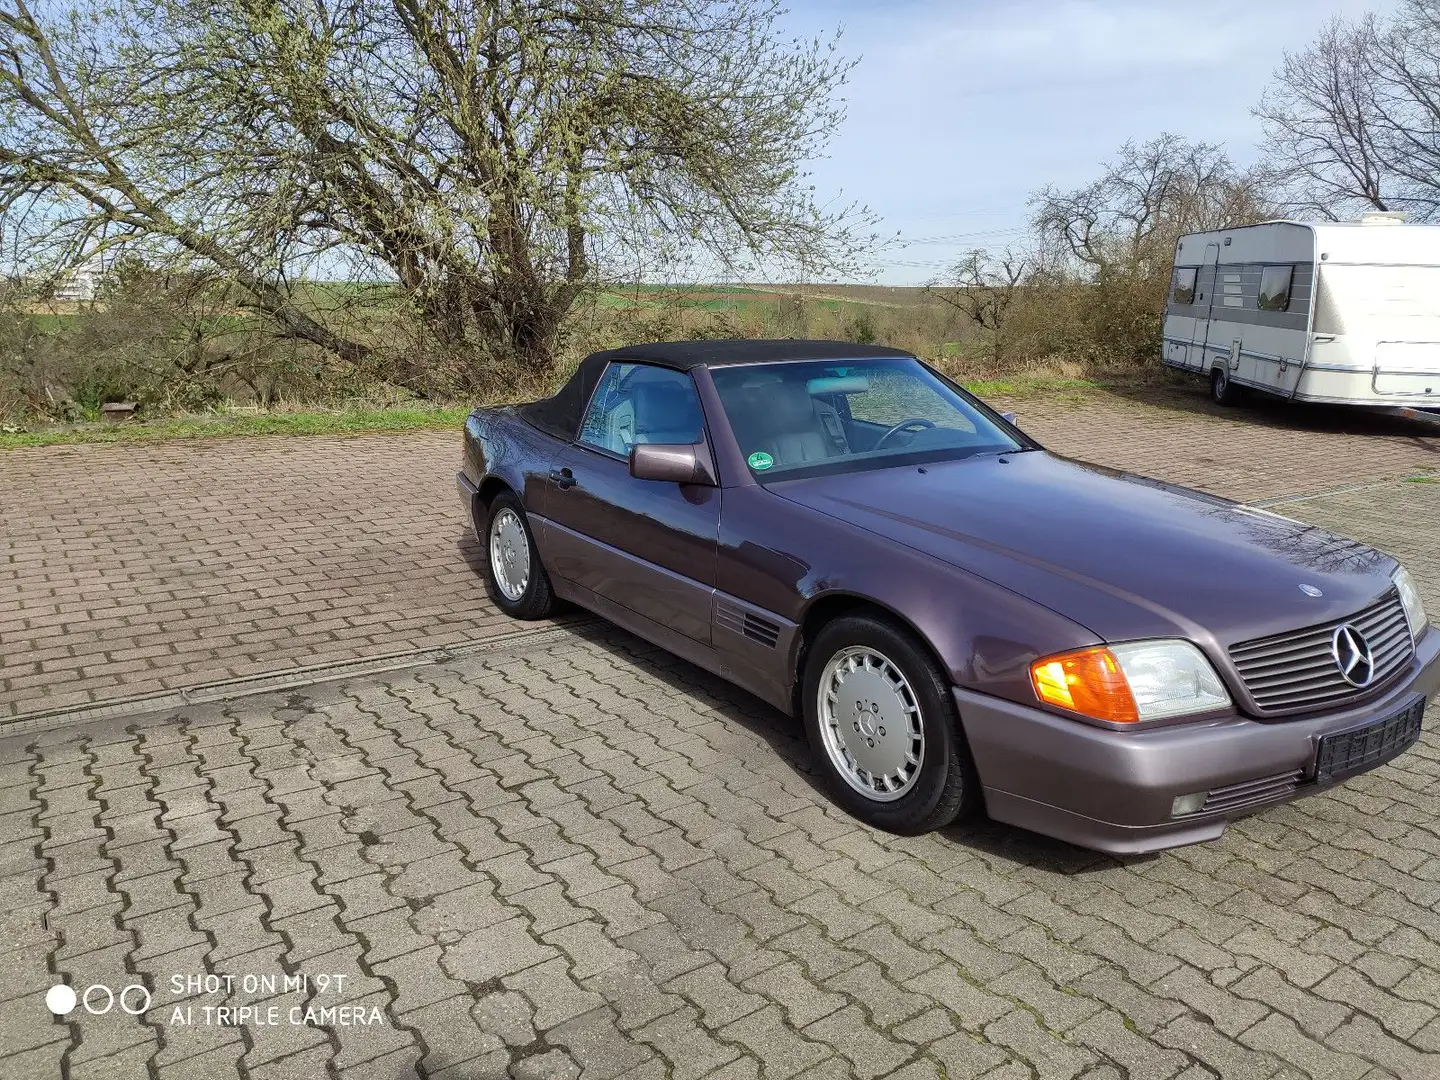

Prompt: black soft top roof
xmin=587 ymin=338 xmax=914 ymax=370
xmin=519 ymin=339 xmax=916 ymax=440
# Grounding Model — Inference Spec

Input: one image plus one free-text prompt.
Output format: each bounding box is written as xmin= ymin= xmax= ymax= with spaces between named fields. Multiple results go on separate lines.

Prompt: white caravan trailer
xmin=1162 ymin=214 xmax=1440 ymax=411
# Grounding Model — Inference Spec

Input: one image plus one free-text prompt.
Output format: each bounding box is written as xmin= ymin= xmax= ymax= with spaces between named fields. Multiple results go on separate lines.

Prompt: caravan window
xmin=1258 ymin=265 xmax=1294 ymax=312
xmin=1171 ymin=266 xmax=1197 ymax=305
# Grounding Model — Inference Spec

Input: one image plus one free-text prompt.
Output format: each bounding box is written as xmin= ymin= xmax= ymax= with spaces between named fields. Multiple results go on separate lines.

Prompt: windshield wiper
xmin=964 ymin=446 xmax=1030 ymax=459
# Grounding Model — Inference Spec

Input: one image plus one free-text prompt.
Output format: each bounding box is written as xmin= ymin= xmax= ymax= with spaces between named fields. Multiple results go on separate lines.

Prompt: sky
xmin=773 ymin=0 xmax=1398 ymax=285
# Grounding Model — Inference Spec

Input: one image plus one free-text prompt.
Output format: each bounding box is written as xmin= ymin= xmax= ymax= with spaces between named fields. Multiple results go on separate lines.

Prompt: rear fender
xmin=463 ymin=409 xmax=564 ymax=519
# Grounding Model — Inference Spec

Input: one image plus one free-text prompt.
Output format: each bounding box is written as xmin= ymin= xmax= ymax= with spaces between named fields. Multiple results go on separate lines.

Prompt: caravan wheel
xmin=1210 ymin=366 xmax=1242 ymax=406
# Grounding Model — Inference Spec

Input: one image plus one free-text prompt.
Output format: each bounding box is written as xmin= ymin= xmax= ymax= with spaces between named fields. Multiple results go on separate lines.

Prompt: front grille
xmin=1201 ymin=770 xmax=1303 ymax=814
xmin=1229 ymin=590 xmax=1414 ymax=714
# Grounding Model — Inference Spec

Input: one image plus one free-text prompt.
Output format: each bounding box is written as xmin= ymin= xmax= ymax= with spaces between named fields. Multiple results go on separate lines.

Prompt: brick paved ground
xmin=2 ymin=383 xmax=1438 ymax=721
xmin=0 ymin=432 xmax=514 ymax=720
xmin=1 ymin=440 xmax=1439 ymax=1076
xmin=1001 ymin=387 xmax=1440 ymax=504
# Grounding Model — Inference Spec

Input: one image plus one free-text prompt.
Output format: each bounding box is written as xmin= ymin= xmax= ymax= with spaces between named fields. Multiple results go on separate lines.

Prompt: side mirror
xmin=629 ymin=442 xmax=718 ymax=486
xmin=1000 ymin=411 xmax=1018 ymax=425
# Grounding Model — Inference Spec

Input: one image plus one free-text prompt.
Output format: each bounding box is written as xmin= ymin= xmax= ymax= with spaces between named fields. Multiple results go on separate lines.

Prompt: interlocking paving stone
xmin=5 ymin=587 xmax=1436 ymax=1080
xmin=4 ymin=397 xmax=1440 ymax=1077
xmin=3 ymin=386 xmax=1438 ymax=721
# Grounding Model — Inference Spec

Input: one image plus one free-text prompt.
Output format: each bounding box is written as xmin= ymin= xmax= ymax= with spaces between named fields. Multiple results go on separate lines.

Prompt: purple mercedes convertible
xmin=457 ymin=340 xmax=1438 ymax=853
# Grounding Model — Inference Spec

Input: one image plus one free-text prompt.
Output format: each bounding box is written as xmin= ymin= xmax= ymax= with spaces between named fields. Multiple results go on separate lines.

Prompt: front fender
xmin=717 ymin=486 xmax=1100 ymax=708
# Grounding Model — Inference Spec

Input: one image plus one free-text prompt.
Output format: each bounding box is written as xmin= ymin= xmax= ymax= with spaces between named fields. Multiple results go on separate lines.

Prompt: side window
xmin=1258 ymin=265 xmax=1293 ymax=312
xmin=578 ymin=362 xmax=704 ymax=456
xmin=1172 ymin=266 xmax=1197 ymax=305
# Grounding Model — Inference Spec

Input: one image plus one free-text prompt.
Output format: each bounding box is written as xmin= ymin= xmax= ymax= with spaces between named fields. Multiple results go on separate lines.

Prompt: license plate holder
xmin=1315 ymin=698 xmax=1425 ymax=784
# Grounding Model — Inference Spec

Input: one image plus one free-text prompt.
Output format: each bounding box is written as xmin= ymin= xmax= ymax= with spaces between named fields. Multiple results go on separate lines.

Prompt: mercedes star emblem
xmin=1331 ymin=624 xmax=1375 ymax=687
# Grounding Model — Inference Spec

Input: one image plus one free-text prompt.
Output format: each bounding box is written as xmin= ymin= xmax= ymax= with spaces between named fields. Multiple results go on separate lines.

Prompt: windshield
xmin=711 ymin=357 xmax=1023 ymax=479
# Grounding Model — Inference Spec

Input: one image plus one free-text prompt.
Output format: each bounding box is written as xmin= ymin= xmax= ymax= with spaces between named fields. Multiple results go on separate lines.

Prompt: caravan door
xmin=1190 ymin=243 xmax=1221 ymax=370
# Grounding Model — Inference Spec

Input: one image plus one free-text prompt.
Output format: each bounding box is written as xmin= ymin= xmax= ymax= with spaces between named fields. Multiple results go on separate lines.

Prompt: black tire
xmin=479 ymin=491 xmax=555 ymax=620
xmin=1210 ymin=365 xmax=1242 ymax=406
xmin=801 ymin=615 xmax=979 ymax=835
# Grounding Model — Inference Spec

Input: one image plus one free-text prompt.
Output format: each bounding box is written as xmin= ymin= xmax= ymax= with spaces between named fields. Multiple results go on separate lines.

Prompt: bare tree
xmin=1256 ymin=2 xmax=1440 ymax=221
xmin=1032 ymin=134 xmax=1272 ymax=281
xmin=0 ymin=0 xmax=872 ymax=393
xmin=927 ymin=248 xmax=1029 ymax=364
xmin=1255 ymin=15 xmax=1398 ymax=218
xmin=1026 ymin=135 xmax=1271 ymax=365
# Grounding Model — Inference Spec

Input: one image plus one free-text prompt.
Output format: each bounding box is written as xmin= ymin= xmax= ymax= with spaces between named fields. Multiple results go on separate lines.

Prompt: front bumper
xmin=957 ymin=626 xmax=1440 ymax=854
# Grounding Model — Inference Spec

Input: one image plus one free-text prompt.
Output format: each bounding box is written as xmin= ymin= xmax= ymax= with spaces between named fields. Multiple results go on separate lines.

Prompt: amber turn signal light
xmin=1030 ymin=647 xmax=1140 ymax=724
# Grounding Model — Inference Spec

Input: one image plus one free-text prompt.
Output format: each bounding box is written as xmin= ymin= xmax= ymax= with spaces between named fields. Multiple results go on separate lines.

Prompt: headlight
xmin=1393 ymin=565 xmax=1429 ymax=641
xmin=1030 ymin=640 xmax=1231 ymax=724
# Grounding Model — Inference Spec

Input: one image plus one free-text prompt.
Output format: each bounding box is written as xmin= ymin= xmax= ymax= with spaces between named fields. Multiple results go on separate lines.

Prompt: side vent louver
xmin=715 ymin=600 xmax=781 ymax=649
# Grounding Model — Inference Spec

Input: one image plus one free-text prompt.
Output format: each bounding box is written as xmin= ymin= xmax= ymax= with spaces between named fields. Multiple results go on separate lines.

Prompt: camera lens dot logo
xmin=46 ymin=984 xmax=77 ymax=1015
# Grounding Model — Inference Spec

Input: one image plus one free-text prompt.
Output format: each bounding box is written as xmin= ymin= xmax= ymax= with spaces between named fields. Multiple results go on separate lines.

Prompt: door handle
xmin=549 ymin=467 xmax=577 ymax=490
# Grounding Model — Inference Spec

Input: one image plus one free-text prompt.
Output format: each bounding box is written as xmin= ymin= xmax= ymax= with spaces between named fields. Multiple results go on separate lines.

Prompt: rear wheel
xmin=1210 ymin=365 xmax=1242 ymax=406
xmin=482 ymin=491 xmax=555 ymax=620
xmin=801 ymin=615 xmax=978 ymax=834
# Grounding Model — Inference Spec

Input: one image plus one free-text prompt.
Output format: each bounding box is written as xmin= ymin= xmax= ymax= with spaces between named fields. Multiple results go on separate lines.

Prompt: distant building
xmin=53 ymin=256 xmax=106 ymax=302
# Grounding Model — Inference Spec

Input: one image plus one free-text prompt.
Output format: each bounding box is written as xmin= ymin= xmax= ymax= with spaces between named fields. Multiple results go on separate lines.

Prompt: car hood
xmin=768 ymin=451 xmax=1397 ymax=647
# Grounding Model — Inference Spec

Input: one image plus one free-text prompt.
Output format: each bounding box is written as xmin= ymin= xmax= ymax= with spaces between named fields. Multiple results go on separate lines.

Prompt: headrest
xmin=806 ymin=375 xmax=870 ymax=396
xmin=769 ymin=381 xmax=819 ymax=429
xmin=631 ymin=380 xmax=700 ymax=428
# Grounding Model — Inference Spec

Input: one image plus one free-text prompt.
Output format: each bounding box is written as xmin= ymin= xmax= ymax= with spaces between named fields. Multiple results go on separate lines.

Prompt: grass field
xmin=28 ymin=312 xmax=86 ymax=332
xmin=591 ymin=283 xmax=931 ymax=311
xmin=21 ymin=283 xmax=935 ymax=330
xmin=5 ymin=278 xmax=1154 ymax=428
xmin=0 ymin=405 xmax=472 ymax=448
xmin=0 ymin=375 xmax=1113 ymax=449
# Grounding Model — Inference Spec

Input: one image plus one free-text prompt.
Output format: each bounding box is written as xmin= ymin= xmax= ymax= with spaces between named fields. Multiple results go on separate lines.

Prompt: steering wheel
xmin=874 ymin=417 xmax=936 ymax=449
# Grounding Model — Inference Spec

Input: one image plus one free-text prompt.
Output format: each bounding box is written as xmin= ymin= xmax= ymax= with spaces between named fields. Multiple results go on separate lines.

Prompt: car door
xmin=543 ymin=361 xmax=720 ymax=645
xmin=1191 ymin=241 xmax=1221 ymax=369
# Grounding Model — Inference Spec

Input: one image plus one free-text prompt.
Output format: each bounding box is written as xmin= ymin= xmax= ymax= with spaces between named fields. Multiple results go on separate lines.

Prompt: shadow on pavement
xmin=457 ymin=528 xmax=487 ymax=578
xmin=558 ymin=619 xmax=1142 ymax=878
xmin=1097 ymin=378 xmax=1440 ymax=448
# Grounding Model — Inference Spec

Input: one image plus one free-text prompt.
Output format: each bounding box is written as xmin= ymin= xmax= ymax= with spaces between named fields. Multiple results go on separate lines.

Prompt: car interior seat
xmin=630 ymin=379 xmax=704 ymax=445
xmin=809 ymin=396 xmax=851 ymax=455
xmin=754 ymin=381 xmax=841 ymax=465
xmin=597 ymin=399 xmax=635 ymax=453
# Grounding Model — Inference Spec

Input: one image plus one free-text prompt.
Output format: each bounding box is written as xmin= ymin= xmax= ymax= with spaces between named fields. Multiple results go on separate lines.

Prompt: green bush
xmin=70 ymin=365 xmax=140 ymax=418
xmin=845 ymin=309 xmax=878 ymax=345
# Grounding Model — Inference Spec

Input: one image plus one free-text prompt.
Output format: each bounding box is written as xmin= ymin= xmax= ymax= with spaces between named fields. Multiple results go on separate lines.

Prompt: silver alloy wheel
xmin=488 ymin=507 xmax=531 ymax=602
xmin=818 ymin=646 xmax=925 ymax=802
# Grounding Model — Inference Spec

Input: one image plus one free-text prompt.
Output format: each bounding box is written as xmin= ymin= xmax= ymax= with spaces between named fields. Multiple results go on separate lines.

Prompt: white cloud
xmin=777 ymin=0 xmax=1402 ymax=283
xmin=879 ymin=0 xmax=1235 ymax=74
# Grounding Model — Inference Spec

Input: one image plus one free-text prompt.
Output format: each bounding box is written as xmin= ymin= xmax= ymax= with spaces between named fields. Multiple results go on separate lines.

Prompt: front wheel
xmin=801 ymin=615 xmax=979 ymax=834
xmin=482 ymin=491 xmax=555 ymax=620
xmin=1210 ymin=365 xmax=1242 ymax=406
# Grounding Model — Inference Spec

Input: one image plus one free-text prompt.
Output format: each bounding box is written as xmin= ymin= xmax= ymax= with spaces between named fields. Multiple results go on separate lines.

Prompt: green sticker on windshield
xmin=747 ymin=451 xmax=774 ymax=471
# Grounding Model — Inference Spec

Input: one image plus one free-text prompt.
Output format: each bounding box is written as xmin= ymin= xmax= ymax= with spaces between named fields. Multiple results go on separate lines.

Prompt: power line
xmin=907 ymin=202 xmax=1030 ymax=221
xmin=871 ymin=257 xmax=961 ymax=269
xmin=892 ymin=227 xmax=1029 ymax=246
